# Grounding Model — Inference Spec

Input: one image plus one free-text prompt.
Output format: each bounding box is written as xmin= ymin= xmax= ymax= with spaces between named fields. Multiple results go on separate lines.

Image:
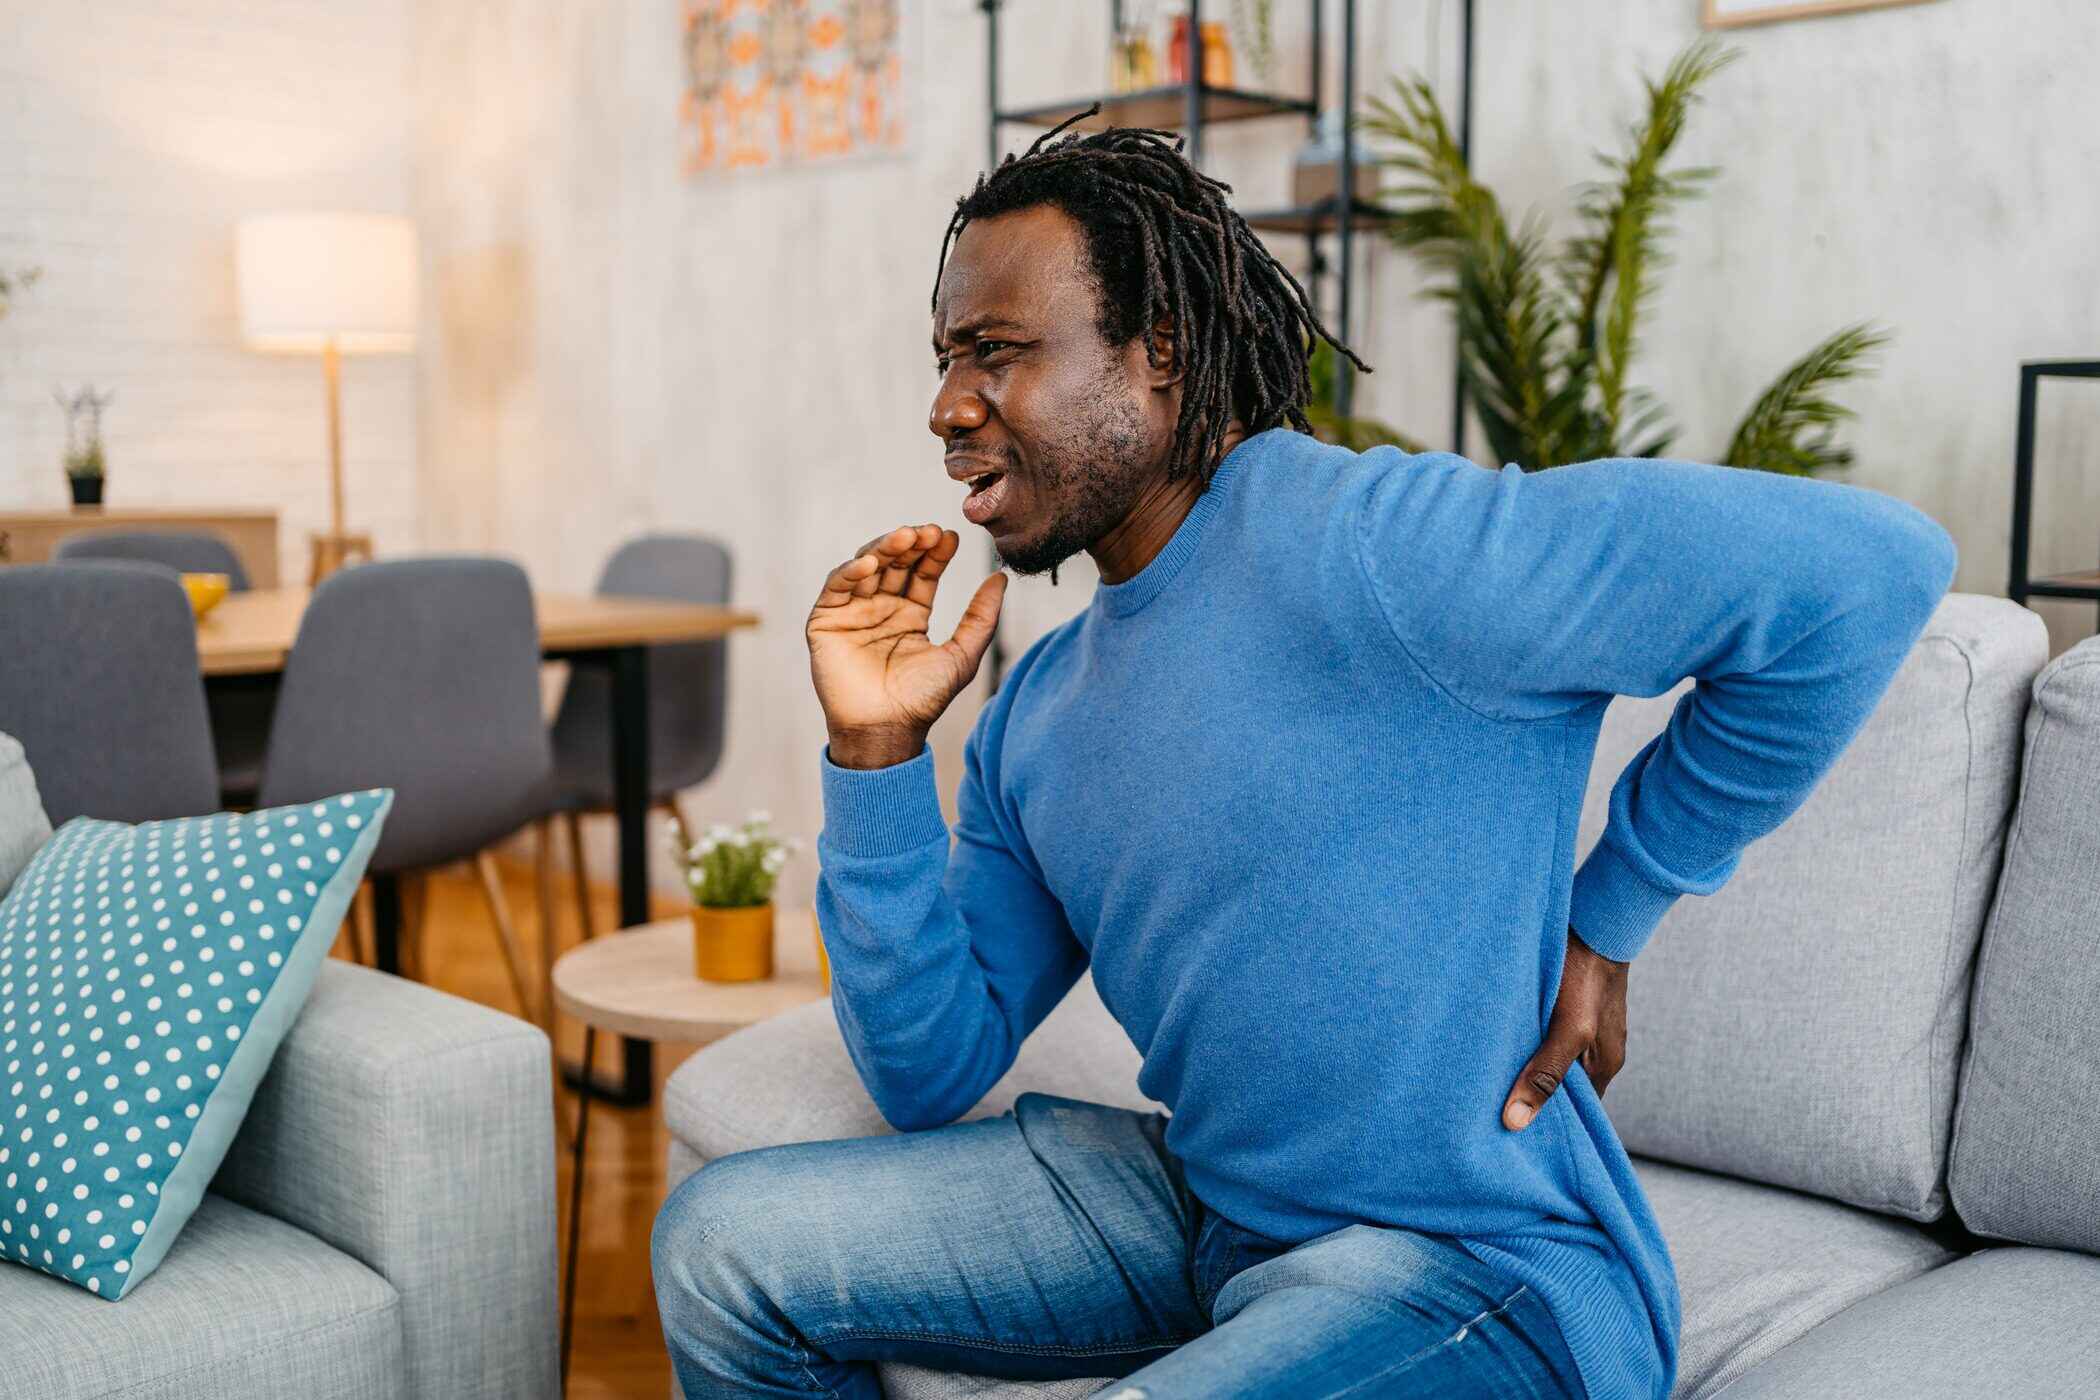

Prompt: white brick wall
xmin=0 ymin=0 xmax=418 ymax=571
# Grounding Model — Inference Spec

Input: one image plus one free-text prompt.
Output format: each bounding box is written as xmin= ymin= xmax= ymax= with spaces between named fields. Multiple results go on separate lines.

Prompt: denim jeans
xmin=652 ymin=1091 xmax=1583 ymax=1399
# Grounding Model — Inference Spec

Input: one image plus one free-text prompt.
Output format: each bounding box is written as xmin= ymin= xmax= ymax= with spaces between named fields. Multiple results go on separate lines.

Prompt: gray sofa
xmin=662 ymin=593 xmax=2100 ymax=1400
xmin=0 ymin=734 xmax=558 ymax=1400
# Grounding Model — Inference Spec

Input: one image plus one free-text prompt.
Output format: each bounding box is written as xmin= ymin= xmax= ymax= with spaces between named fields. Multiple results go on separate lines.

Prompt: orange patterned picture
xmin=681 ymin=0 xmax=908 ymax=176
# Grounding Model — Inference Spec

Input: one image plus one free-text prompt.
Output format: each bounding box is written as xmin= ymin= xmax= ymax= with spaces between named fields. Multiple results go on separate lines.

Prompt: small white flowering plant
xmin=669 ymin=808 xmax=804 ymax=909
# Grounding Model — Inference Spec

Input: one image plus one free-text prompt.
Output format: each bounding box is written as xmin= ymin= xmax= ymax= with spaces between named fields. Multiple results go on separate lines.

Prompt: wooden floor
xmin=333 ymin=855 xmax=701 ymax=1399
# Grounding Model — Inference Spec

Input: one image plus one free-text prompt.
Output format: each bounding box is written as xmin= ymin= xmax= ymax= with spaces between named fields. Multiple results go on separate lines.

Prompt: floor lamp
xmin=236 ymin=212 xmax=417 ymax=585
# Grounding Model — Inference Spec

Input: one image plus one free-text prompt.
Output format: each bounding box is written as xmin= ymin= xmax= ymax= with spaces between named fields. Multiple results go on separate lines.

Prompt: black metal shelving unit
xmin=977 ymin=0 xmax=1468 ymax=692
xmin=982 ymin=0 xmax=1377 ymax=414
xmin=2008 ymin=359 xmax=2100 ymax=630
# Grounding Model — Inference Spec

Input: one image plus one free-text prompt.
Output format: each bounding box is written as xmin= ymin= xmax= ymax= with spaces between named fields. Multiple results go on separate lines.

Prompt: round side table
xmin=550 ymin=906 xmax=830 ymax=1389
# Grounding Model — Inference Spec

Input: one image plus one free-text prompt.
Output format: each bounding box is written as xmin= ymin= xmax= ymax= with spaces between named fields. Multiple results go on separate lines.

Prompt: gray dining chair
xmin=54 ymin=528 xmax=271 ymax=803
xmin=53 ymin=527 xmax=254 ymax=590
xmin=257 ymin=556 xmax=554 ymax=1025
xmin=0 ymin=562 xmax=218 ymax=824
xmin=538 ymin=534 xmax=731 ymax=962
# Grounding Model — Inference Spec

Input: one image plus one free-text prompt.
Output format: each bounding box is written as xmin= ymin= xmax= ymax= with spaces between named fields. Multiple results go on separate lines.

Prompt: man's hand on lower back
xmin=1503 ymin=926 xmax=1629 ymax=1130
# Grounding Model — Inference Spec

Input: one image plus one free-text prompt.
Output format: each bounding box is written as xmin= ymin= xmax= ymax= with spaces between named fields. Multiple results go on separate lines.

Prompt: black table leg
xmin=559 ymin=1024 xmax=595 ymax=1394
xmin=372 ymin=872 xmax=403 ymax=974
xmin=611 ymin=645 xmax=655 ymax=1098
xmin=558 ymin=645 xmax=653 ymax=1108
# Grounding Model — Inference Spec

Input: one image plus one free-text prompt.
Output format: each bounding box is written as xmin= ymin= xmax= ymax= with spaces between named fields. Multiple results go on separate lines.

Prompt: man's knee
xmin=652 ymin=1148 xmax=796 ymax=1313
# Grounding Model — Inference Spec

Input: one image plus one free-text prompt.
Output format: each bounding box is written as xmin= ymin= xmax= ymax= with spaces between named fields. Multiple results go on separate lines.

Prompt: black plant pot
xmin=67 ymin=474 xmax=104 ymax=507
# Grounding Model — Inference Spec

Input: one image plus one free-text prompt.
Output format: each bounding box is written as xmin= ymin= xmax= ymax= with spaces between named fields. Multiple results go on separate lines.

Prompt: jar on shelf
xmin=1200 ymin=20 xmax=1233 ymax=88
xmin=1292 ymin=109 xmax=1381 ymax=211
xmin=1165 ymin=3 xmax=1191 ymax=84
xmin=1113 ymin=24 xmax=1158 ymax=92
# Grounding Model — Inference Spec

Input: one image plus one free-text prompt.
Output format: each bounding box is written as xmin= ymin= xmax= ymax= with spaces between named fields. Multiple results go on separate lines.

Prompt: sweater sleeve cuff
xmin=818 ymin=739 xmax=949 ymax=858
xmin=1567 ymin=838 xmax=1683 ymax=964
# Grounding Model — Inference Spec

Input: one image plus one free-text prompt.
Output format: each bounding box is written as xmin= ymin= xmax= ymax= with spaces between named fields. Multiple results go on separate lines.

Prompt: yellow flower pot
xmin=810 ymin=908 xmax=831 ymax=992
xmin=691 ymin=901 xmax=774 ymax=982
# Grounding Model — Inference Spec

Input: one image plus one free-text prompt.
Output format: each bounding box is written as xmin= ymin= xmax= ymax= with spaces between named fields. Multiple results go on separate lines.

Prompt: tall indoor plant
xmin=1330 ymin=38 xmax=1885 ymax=476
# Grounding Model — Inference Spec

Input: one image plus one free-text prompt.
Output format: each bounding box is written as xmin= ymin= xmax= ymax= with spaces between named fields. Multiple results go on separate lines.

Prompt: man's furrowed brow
xmin=935 ymin=316 xmax=1026 ymax=350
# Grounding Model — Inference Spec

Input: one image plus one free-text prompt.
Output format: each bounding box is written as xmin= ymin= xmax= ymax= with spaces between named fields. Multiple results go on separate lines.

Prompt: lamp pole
xmin=324 ymin=336 xmax=344 ymax=543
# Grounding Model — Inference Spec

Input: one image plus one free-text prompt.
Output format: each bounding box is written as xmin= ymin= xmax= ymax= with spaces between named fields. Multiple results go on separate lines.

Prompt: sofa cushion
xmin=1634 ymin=1159 xmax=1954 ymax=1400
xmin=0 ymin=790 xmax=393 ymax=1299
xmin=0 ymin=732 xmax=51 ymax=902
xmin=1579 ymin=594 xmax=2045 ymax=1219
xmin=1714 ymin=1247 xmax=2100 ymax=1399
xmin=1948 ymin=636 xmax=2100 ymax=1253
xmin=662 ymin=969 xmax=1154 ymax=1165
xmin=0 ymin=1189 xmax=401 ymax=1400
xmin=881 ymin=1367 xmax=1101 ymax=1400
xmin=665 ymin=979 xmax=1961 ymax=1400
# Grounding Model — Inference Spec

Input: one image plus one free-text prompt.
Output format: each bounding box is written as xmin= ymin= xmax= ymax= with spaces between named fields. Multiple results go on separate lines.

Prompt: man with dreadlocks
xmin=652 ymin=115 xmax=1954 ymax=1399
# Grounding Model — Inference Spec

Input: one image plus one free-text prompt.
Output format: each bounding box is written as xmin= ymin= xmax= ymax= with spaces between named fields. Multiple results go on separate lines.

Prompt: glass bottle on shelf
xmin=1165 ymin=2 xmax=1192 ymax=85
xmin=1200 ymin=20 xmax=1233 ymax=88
xmin=1119 ymin=23 xmax=1158 ymax=91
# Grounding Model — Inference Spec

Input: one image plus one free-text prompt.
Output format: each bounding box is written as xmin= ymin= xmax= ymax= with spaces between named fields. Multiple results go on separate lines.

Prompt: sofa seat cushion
xmin=1716 ymin=1248 xmax=2100 ymax=1399
xmin=666 ymin=994 xmax=1957 ymax=1400
xmin=878 ymin=1367 xmax=1102 ymax=1400
xmin=1636 ymin=1159 xmax=1954 ymax=1399
xmin=664 ymin=970 xmax=1154 ymax=1164
xmin=0 ymin=1189 xmax=401 ymax=1400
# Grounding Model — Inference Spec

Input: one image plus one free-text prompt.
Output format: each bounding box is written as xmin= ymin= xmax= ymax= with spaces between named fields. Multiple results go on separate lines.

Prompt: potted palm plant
xmin=1317 ymin=37 xmax=1887 ymax=476
xmin=668 ymin=809 xmax=804 ymax=983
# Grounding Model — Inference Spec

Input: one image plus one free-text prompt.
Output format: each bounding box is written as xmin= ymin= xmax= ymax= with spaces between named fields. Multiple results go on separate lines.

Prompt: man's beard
xmin=993 ymin=379 xmax=1156 ymax=584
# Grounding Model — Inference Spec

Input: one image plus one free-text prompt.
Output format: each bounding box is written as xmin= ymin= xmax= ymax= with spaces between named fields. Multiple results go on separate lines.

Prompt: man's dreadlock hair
xmin=933 ymin=106 xmax=1370 ymax=490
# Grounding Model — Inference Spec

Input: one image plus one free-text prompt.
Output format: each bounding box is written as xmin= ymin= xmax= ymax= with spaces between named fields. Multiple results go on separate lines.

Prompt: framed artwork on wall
xmin=680 ymin=0 xmax=909 ymax=177
xmin=1702 ymin=0 xmax=1941 ymax=27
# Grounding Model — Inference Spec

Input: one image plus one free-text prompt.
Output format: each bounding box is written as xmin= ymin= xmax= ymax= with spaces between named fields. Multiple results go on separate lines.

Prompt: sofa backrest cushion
xmin=1579 ymin=594 xmax=2045 ymax=1219
xmin=0 ymin=732 xmax=52 ymax=901
xmin=1947 ymin=635 xmax=2100 ymax=1252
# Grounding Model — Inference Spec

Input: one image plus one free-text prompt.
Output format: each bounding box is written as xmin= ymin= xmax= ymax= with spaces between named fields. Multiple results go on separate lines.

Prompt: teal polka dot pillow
xmin=0 ymin=788 xmax=392 ymax=1299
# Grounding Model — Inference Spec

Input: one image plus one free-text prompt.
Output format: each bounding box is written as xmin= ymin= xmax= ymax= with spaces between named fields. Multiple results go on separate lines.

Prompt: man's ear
xmin=1142 ymin=316 xmax=1185 ymax=390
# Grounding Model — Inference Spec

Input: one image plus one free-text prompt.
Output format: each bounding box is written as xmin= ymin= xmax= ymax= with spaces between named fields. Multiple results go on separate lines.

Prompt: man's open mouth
xmin=962 ymin=469 xmax=1012 ymax=525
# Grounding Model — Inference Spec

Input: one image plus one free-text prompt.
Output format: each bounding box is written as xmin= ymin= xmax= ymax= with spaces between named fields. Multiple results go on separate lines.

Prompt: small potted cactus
xmin=668 ymin=809 xmax=805 ymax=983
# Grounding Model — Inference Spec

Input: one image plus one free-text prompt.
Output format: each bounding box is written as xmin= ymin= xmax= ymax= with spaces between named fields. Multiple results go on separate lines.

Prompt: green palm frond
xmin=1363 ymin=77 xmax=1564 ymax=468
xmin=1348 ymin=39 xmax=1881 ymax=476
xmin=1304 ymin=340 xmax=1428 ymax=454
xmin=1563 ymin=38 xmax=1736 ymax=444
xmin=1449 ymin=210 xmax=1576 ymax=470
xmin=1723 ymin=323 xmax=1890 ymax=475
xmin=1361 ymin=75 xmax=1505 ymax=273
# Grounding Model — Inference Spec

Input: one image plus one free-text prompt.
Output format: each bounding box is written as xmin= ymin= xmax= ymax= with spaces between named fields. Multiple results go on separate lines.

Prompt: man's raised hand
xmin=807 ymin=524 xmax=1008 ymax=769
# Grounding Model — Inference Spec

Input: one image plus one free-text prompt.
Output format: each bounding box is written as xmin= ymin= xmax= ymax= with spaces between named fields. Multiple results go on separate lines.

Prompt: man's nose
xmin=930 ymin=380 xmax=987 ymax=439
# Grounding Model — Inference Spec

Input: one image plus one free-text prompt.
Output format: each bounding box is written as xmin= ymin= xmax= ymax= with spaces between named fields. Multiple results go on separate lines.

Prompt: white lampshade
xmin=236 ymin=212 xmax=417 ymax=354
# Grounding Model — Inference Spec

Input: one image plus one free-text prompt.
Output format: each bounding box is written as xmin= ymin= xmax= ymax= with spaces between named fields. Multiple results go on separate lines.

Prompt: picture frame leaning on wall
xmin=1703 ymin=0 xmax=1941 ymax=28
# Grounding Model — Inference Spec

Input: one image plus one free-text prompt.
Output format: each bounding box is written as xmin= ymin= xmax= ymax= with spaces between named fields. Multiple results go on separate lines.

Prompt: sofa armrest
xmin=662 ymin=970 xmax=1154 ymax=1190
xmin=213 ymin=960 xmax=557 ymax=1400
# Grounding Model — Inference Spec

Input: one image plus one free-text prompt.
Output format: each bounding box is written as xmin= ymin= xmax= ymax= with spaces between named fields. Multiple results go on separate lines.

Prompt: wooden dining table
xmin=196 ymin=586 xmax=762 ymax=1106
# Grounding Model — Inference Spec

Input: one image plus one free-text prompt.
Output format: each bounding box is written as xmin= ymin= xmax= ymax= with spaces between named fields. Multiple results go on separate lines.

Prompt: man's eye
xmin=977 ymin=340 xmax=1012 ymax=357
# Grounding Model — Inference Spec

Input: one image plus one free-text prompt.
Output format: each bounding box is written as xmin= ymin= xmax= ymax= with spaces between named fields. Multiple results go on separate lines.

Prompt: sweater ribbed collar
xmin=1089 ymin=432 xmax=1260 ymax=619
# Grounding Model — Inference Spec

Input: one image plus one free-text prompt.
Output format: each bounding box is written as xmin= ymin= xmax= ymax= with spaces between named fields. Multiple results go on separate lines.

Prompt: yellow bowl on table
xmin=180 ymin=572 xmax=230 ymax=619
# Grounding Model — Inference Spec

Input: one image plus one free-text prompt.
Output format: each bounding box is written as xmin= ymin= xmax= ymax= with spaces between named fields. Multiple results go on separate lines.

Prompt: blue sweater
xmin=814 ymin=427 xmax=1957 ymax=1400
